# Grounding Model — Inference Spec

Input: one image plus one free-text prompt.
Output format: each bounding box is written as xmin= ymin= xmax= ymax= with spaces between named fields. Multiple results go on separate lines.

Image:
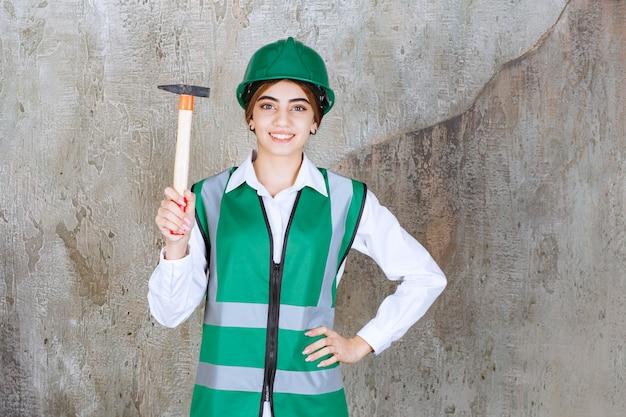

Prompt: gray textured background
xmin=1 ymin=0 xmax=624 ymax=416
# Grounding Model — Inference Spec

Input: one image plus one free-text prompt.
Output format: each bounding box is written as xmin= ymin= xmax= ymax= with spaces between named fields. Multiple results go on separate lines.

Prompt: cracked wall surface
xmin=1 ymin=0 xmax=623 ymax=416
xmin=337 ymin=1 xmax=625 ymax=415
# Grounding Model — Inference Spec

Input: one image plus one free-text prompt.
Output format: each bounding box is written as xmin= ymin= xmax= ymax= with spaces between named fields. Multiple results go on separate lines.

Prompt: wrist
xmin=352 ymin=335 xmax=374 ymax=360
xmin=164 ymin=241 xmax=189 ymax=260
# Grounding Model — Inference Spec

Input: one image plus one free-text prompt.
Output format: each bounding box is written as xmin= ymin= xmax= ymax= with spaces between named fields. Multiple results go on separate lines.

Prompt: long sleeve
xmin=147 ymin=225 xmax=209 ymax=328
xmin=350 ymin=190 xmax=447 ymax=354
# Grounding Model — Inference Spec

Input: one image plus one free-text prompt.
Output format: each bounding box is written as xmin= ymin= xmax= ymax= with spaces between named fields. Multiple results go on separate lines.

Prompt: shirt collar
xmin=225 ymin=151 xmax=328 ymax=197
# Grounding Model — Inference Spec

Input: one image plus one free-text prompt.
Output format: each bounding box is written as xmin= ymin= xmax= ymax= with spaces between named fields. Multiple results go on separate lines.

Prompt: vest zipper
xmin=258 ymin=192 xmax=301 ymax=417
xmin=260 ymin=261 xmax=282 ymax=416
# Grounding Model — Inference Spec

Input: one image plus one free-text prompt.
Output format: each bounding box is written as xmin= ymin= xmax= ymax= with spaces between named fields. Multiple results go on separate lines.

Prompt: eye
xmin=260 ymin=103 xmax=274 ymax=110
xmin=292 ymin=102 xmax=311 ymax=112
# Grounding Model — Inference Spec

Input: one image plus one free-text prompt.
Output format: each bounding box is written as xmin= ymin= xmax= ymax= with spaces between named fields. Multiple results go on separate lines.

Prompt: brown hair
xmin=244 ymin=79 xmax=324 ymax=127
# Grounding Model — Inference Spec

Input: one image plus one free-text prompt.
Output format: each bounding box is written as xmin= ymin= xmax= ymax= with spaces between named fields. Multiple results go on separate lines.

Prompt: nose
xmin=273 ymin=107 xmax=290 ymax=126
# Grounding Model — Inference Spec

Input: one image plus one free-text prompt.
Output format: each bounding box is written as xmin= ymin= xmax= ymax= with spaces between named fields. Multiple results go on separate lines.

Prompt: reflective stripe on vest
xmin=191 ymin=168 xmax=366 ymax=417
xmin=195 ymin=362 xmax=344 ymax=395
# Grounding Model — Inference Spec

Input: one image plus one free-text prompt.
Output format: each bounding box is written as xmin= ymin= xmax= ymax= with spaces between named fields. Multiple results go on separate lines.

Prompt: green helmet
xmin=236 ymin=37 xmax=335 ymax=114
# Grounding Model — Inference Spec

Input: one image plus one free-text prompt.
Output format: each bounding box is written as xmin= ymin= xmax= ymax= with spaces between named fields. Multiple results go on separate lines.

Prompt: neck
xmin=253 ymin=151 xmax=303 ymax=197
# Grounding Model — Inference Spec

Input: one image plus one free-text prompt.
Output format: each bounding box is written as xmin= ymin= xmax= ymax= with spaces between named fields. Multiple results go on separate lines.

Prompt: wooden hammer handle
xmin=172 ymin=95 xmax=194 ymax=195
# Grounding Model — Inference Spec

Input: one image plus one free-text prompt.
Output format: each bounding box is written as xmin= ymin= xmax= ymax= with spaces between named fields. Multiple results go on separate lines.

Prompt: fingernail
xmin=302 ymin=349 xmax=309 ymax=355
xmin=177 ymin=198 xmax=186 ymax=207
xmin=305 ymin=356 xmax=312 ymax=362
xmin=183 ymin=217 xmax=191 ymax=225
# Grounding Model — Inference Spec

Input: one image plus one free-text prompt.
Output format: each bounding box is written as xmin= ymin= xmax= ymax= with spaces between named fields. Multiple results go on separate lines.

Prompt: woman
xmin=149 ymin=37 xmax=446 ymax=417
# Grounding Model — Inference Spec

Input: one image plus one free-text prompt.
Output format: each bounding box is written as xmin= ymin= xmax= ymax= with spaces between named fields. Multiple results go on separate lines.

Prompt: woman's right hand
xmin=155 ymin=187 xmax=196 ymax=260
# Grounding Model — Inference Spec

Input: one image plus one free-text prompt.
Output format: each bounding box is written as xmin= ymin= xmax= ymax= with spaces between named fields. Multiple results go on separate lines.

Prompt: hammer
xmin=158 ymin=84 xmax=211 ymax=196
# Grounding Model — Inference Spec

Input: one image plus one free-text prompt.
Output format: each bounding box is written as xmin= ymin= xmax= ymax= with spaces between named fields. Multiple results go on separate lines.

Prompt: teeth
xmin=271 ymin=134 xmax=293 ymax=140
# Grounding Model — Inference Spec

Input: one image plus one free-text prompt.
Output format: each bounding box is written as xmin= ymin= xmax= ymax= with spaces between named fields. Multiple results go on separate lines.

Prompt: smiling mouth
xmin=270 ymin=133 xmax=294 ymax=141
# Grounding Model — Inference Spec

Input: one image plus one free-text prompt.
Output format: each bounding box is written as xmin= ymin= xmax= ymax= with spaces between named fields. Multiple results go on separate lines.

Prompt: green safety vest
xmin=189 ymin=167 xmax=366 ymax=417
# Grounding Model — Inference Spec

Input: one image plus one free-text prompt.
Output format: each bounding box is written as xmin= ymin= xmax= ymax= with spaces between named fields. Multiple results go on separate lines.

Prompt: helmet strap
xmin=303 ymin=82 xmax=327 ymax=111
xmin=243 ymin=81 xmax=264 ymax=107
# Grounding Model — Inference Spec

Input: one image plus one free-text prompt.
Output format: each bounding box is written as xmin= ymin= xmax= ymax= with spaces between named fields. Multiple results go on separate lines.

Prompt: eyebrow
xmin=257 ymin=95 xmax=311 ymax=104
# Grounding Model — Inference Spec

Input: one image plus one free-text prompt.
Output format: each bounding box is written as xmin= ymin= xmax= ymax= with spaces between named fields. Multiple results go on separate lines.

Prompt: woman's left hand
xmin=302 ymin=326 xmax=373 ymax=367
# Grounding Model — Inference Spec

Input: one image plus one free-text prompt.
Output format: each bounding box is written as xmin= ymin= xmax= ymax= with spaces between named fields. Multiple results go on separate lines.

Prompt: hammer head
xmin=158 ymin=84 xmax=211 ymax=97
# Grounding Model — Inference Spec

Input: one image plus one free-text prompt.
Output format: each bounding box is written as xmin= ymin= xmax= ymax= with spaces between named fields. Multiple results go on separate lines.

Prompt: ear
xmin=249 ymin=121 xmax=255 ymax=131
xmin=310 ymin=122 xmax=318 ymax=135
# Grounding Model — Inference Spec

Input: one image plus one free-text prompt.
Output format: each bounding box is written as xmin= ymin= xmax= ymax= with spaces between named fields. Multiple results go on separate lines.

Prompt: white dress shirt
xmin=148 ymin=152 xmax=446 ymax=412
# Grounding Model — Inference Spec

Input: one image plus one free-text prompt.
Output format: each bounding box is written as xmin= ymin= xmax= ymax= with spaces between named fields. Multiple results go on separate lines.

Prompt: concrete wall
xmin=1 ymin=0 xmax=623 ymax=416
